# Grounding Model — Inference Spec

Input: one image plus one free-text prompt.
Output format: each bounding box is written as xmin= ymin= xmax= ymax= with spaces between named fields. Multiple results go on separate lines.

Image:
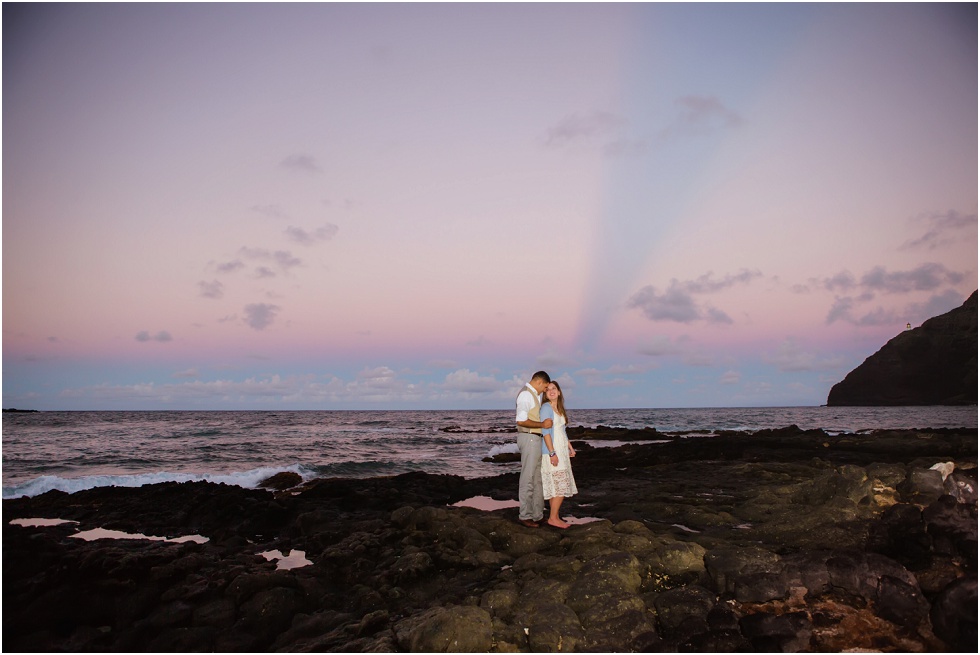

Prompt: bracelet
xmin=549 ymin=451 xmax=557 ymax=457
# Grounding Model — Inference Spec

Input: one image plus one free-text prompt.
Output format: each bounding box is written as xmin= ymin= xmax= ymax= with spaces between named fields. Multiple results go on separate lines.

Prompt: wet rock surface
xmin=4 ymin=426 xmax=976 ymax=652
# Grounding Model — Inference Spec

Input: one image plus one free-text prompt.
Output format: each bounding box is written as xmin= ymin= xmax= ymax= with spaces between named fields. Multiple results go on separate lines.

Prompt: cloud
xmin=605 ymin=363 xmax=654 ymax=375
xmin=628 ymin=269 xmax=760 ymax=324
xmin=535 ymin=346 xmax=579 ymax=369
xmin=57 ymin=370 xmax=432 ymax=407
xmin=637 ymin=335 xmax=682 ymax=357
xmin=683 ymin=351 xmax=717 ymax=367
xmin=545 ymin=97 xmax=741 ymax=157
xmin=198 ymin=280 xmax=224 ymax=299
xmin=827 ymin=296 xmax=906 ymax=327
xmin=685 ymin=270 xmax=762 ymax=293
xmin=172 ymin=368 xmax=199 ymax=379
xmin=815 ymin=263 xmax=964 ymax=296
xmin=442 ymin=369 xmax=501 ymax=393
xmin=467 ymin=335 xmax=492 ymax=347
xmin=240 ymin=247 xmax=302 ymax=274
xmin=805 ymin=264 xmax=969 ymax=323
xmin=764 ymin=340 xmax=845 ymax=372
xmin=910 ymin=289 xmax=971 ymax=321
xmin=601 ymin=138 xmax=649 ymax=157
xmin=544 ymin=111 xmax=625 ymax=148
xmin=580 ymin=375 xmax=634 ymax=388
xmin=655 ymin=95 xmax=742 ymax=144
xmin=573 ymin=364 xmax=647 ymax=388
xmin=285 ymin=224 xmax=339 ymax=245
xmin=355 ymin=366 xmax=399 ymax=389
xmin=821 ymin=271 xmax=858 ymax=293
xmin=250 ymin=204 xmax=288 ymax=219
xmin=826 ymin=289 xmax=966 ymax=327
xmin=60 ymin=374 xmax=337 ymax=405
xmin=705 ymin=307 xmax=733 ymax=325
xmin=243 ymin=304 xmax=280 ymax=330
xmin=338 ymin=366 xmax=431 ymax=403
xmin=136 ymin=330 xmax=173 ymax=343
xmin=821 ymin=263 xmax=969 ymax=325
xmin=860 ymin=263 xmax=964 ymax=294
xmin=902 ymin=210 xmax=978 ymax=250
xmin=720 ymin=370 xmax=741 ymax=385
xmin=826 ymin=296 xmax=855 ymax=324
xmin=629 ymin=284 xmax=702 ymax=323
xmin=674 ymin=95 xmax=742 ymax=130
xmin=280 ymin=153 xmax=321 ymax=173
xmin=216 ymin=260 xmax=245 ymax=274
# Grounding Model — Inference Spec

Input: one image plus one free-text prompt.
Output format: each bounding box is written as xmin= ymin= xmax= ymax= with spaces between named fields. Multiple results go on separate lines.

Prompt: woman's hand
xmin=568 ymin=446 xmax=576 ymax=458
xmin=550 ymin=454 xmax=559 ymax=467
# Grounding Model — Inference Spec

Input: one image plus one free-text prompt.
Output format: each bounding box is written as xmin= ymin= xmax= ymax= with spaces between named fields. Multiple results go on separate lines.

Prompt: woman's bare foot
xmin=547 ymin=517 xmax=570 ymax=529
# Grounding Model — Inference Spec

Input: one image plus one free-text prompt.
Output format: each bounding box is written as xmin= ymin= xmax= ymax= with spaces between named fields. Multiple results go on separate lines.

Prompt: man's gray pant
xmin=517 ymin=432 xmax=544 ymax=521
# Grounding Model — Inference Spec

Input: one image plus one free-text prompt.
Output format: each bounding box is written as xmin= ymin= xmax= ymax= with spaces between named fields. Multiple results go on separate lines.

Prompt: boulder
xmin=899 ymin=467 xmax=946 ymax=506
xmin=866 ymin=503 xmax=932 ymax=569
xmin=257 ymin=471 xmax=302 ymax=491
xmin=922 ymin=494 xmax=978 ymax=560
xmin=739 ymin=611 xmax=813 ymax=652
xmin=704 ymin=546 xmax=782 ymax=598
xmin=523 ymin=601 xmax=586 ymax=652
xmin=944 ymin=469 xmax=978 ymax=504
xmin=930 ymin=576 xmax=978 ymax=652
xmin=874 ymin=574 xmax=929 ymax=629
xmin=652 ymin=585 xmax=716 ymax=640
xmin=393 ymin=605 xmax=493 ymax=652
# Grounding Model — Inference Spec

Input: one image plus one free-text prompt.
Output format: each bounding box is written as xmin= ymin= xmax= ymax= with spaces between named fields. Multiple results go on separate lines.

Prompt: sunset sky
xmin=3 ymin=2 xmax=977 ymax=410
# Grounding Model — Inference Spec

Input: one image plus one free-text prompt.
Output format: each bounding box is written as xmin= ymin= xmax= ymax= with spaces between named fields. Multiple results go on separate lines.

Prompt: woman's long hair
xmin=544 ymin=380 xmax=568 ymax=423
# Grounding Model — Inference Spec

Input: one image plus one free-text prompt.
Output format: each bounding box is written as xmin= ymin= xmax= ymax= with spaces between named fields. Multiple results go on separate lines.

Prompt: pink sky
xmin=3 ymin=3 xmax=976 ymax=410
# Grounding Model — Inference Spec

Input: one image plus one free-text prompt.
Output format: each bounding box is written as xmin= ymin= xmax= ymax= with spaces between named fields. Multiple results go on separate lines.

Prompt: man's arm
xmin=517 ymin=417 xmax=553 ymax=429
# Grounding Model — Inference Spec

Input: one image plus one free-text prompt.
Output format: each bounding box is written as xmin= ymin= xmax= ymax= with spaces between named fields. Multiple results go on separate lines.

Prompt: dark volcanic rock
xmin=827 ymin=290 xmax=978 ymax=406
xmin=257 ymin=471 xmax=302 ymax=491
xmin=930 ymin=575 xmax=978 ymax=652
xmin=3 ymin=426 xmax=976 ymax=653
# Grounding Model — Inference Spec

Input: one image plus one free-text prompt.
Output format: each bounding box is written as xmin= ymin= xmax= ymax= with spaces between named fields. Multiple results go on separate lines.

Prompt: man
xmin=515 ymin=371 xmax=553 ymax=527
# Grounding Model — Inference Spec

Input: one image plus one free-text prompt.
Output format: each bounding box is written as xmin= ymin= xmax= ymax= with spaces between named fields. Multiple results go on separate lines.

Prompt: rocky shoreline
xmin=3 ymin=425 xmax=976 ymax=652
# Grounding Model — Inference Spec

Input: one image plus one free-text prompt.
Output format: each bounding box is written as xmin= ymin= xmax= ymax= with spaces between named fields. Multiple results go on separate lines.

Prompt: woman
xmin=539 ymin=380 xmax=578 ymax=529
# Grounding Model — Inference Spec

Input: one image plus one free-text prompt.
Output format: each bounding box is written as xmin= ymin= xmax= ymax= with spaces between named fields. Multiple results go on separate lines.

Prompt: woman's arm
xmin=540 ymin=405 xmax=559 ymax=464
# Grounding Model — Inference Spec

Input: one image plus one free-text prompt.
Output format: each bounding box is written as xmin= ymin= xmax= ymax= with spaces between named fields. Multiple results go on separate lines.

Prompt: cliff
xmin=827 ymin=290 xmax=977 ymax=406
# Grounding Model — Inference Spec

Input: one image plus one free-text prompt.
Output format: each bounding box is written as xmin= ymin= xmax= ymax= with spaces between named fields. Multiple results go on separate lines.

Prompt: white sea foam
xmin=487 ymin=444 xmax=519 ymax=457
xmin=2 ymin=464 xmax=316 ymax=499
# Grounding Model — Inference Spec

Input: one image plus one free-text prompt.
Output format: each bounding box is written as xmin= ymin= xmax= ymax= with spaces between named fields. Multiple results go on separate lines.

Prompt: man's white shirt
xmin=515 ymin=383 xmax=540 ymax=423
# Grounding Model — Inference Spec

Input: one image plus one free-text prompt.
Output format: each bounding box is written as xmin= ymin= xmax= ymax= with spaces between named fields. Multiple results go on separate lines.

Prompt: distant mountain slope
xmin=827 ymin=290 xmax=977 ymax=406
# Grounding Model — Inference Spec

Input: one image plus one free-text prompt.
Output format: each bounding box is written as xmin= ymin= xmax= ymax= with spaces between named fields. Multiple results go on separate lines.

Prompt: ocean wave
xmin=309 ymin=460 xmax=415 ymax=478
xmin=487 ymin=444 xmax=519 ymax=457
xmin=2 ymin=463 xmax=318 ymax=499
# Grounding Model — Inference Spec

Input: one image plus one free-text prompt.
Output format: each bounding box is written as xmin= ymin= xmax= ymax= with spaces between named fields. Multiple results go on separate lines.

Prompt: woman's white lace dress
xmin=541 ymin=412 xmax=578 ymax=499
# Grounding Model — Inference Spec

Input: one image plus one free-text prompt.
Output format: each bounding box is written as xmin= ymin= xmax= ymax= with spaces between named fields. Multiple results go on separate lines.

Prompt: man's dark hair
xmin=531 ymin=370 xmax=551 ymax=383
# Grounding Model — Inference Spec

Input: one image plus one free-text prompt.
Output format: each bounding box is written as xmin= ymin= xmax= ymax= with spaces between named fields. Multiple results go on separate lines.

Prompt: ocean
xmin=2 ymin=406 xmax=976 ymax=499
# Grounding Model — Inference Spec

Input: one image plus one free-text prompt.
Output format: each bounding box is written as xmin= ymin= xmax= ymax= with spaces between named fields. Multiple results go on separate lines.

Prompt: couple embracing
xmin=515 ymin=371 xmax=578 ymax=529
